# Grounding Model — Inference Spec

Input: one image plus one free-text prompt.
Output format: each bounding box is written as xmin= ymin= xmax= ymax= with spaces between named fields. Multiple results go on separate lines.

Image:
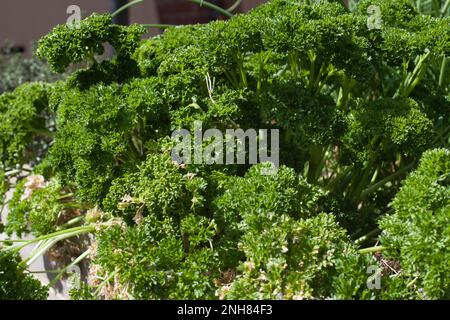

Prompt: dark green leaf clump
xmin=380 ymin=149 xmax=450 ymax=299
xmin=0 ymin=83 xmax=51 ymax=169
xmin=36 ymin=14 xmax=146 ymax=73
xmin=341 ymin=98 xmax=434 ymax=165
xmin=49 ymin=79 xmax=168 ymax=203
xmin=0 ymin=251 xmax=48 ymax=300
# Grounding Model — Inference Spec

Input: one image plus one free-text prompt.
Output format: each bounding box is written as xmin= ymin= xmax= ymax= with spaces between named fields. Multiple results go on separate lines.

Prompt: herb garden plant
xmin=0 ymin=0 xmax=449 ymax=300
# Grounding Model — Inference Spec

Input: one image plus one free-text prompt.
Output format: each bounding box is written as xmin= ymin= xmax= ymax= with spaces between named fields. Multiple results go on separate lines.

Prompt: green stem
xmin=28 ymin=269 xmax=65 ymax=274
xmin=22 ymin=238 xmax=60 ymax=267
xmin=94 ymin=269 xmax=121 ymax=297
xmin=406 ymin=275 xmax=420 ymax=287
xmin=359 ymin=245 xmax=385 ymax=254
xmin=188 ymin=0 xmax=234 ymax=18
xmin=439 ymin=56 xmax=448 ymax=87
xmin=351 ymin=166 xmax=376 ymax=202
xmin=432 ymin=125 xmax=450 ymax=145
xmin=361 ymin=162 xmax=415 ymax=198
xmin=141 ymin=24 xmax=174 ymax=29
xmin=49 ymin=249 xmax=90 ymax=287
xmin=224 ymin=69 xmax=240 ymax=88
xmin=337 ymin=74 xmax=355 ymax=109
xmin=227 ymin=0 xmax=243 ymax=12
xmin=112 ymin=0 xmax=145 ymax=18
xmin=4 ymin=225 xmax=95 ymax=254
xmin=401 ymin=51 xmax=431 ymax=97
xmin=441 ymin=0 xmax=450 ymax=17
xmin=0 ymin=239 xmax=29 ymax=243
xmin=354 ymin=228 xmax=381 ymax=246
xmin=313 ymin=62 xmax=327 ymax=95
xmin=308 ymin=51 xmax=316 ymax=93
xmin=57 ymin=193 xmax=75 ymax=201
xmin=337 ymin=0 xmax=350 ymax=12
xmin=57 ymin=216 xmax=85 ymax=230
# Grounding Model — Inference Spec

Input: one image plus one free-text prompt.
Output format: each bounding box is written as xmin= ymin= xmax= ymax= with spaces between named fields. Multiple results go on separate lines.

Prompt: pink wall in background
xmin=0 ymin=1 xmax=352 ymax=56
xmin=0 ymin=0 xmax=159 ymax=55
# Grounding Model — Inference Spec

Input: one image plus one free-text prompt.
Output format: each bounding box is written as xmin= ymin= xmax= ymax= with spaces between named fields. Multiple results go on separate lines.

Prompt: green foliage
xmin=223 ymin=213 xmax=357 ymax=299
xmin=36 ymin=14 xmax=146 ymax=73
xmin=91 ymin=214 xmax=218 ymax=299
xmin=213 ymin=164 xmax=325 ymax=266
xmin=5 ymin=177 xmax=69 ymax=237
xmin=379 ymin=149 xmax=450 ymax=299
xmin=49 ymin=79 xmax=168 ymax=203
xmin=341 ymin=98 xmax=434 ymax=165
xmin=103 ymin=152 xmax=208 ymax=220
xmin=0 ymin=82 xmax=51 ymax=169
xmin=2 ymin=0 xmax=450 ymax=300
xmin=0 ymin=251 xmax=48 ymax=300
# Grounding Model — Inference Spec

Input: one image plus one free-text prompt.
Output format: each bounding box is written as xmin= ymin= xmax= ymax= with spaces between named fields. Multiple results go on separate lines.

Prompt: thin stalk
xmin=94 ymin=269 xmax=121 ymax=297
xmin=441 ymin=0 xmax=450 ymax=17
xmin=307 ymin=51 xmax=317 ymax=93
xmin=57 ymin=193 xmax=75 ymax=201
xmin=307 ymin=146 xmax=326 ymax=183
xmin=29 ymin=127 xmax=55 ymax=139
xmin=0 ymin=239 xmax=30 ymax=243
xmin=112 ymin=0 xmax=144 ymax=18
xmin=224 ymin=69 xmax=240 ymax=88
xmin=359 ymin=245 xmax=385 ymax=254
xmin=49 ymin=249 xmax=90 ymax=287
xmin=354 ymin=228 xmax=381 ymax=246
xmin=288 ymin=52 xmax=299 ymax=76
xmin=22 ymin=238 xmax=60 ymax=267
xmin=141 ymin=24 xmax=174 ymax=29
xmin=57 ymin=216 xmax=85 ymax=230
xmin=338 ymin=0 xmax=350 ymax=12
xmin=3 ymin=225 xmax=95 ymax=254
xmin=401 ymin=51 xmax=431 ymax=97
xmin=227 ymin=0 xmax=243 ymax=12
xmin=4 ymin=169 xmax=21 ymax=177
xmin=188 ymin=0 xmax=234 ymax=18
xmin=314 ymin=63 xmax=327 ymax=90
xmin=439 ymin=56 xmax=448 ymax=87
xmin=406 ymin=275 xmax=420 ymax=287
xmin=355 ymin=168 xmax=376 ymax=202
xmin=432 ymin=0 xmax=441 ymax=15
xmin=328 ymin=166 xmax=353 ymax=194
xmin=4 ymin=167 xmax=33 ymax=177
xmin=337 ymin=74 xmax=355 ymax=109
xmin=28 ymin=269 xmax=64 ymax=274
xmin=432 ymin=125 xmax=450 ymax=145
xmin=316 ymin=68 xmax=337 ymax=95
xmin=361 ymin=162 xmax=415 ymax=198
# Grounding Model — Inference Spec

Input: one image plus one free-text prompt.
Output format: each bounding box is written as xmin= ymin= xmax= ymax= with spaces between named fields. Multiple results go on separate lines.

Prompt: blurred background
xmin=0 ymin=0 xmax=267 ymax=56
xmin=0 ymin=0 xmax=355 ymax=93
